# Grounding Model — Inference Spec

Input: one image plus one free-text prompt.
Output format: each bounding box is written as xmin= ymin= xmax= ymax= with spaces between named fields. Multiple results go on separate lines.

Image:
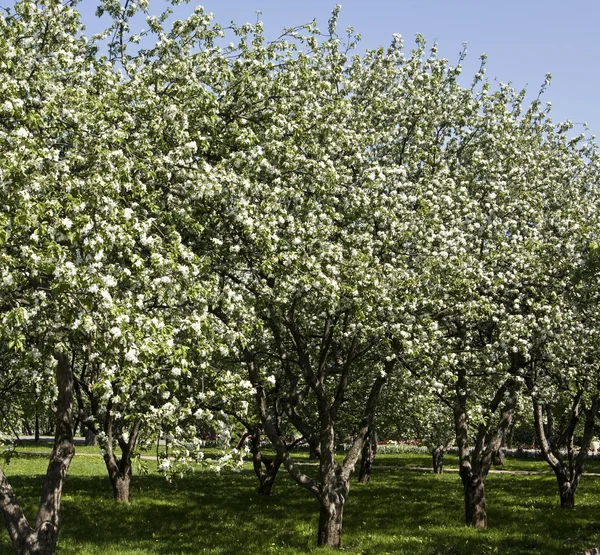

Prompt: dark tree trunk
xmin=84 ymin=429 xmax=97 ymax=446
xmin=110 ymin=466 xmax=132 ymax=503
xmin=308 ymin=443 xmax=319 ymax=461
xmin=432 ymin=446 xmax=445 ymax=474
xmin=103 ymin=445 xmax=135 ymax=503
xmin=317 ymin=456 xmax=349 ymax=548
xmin=318 ymin=491 xmax=345 ymax=548
xmin=461 ymin=471 xmax=487 ymax=528
xmin=96 ymin=406 xmax=141 ymax=503
xmin=358 ymin=429 xmax=377 ymax=484
xmin=257 ymin=457 xmax=282 ymax=496
xmin=0 ymin=351 xmax=75 ymax=555
xmin=454 ymin=366 xmax=488 ymax=529
xmin=452 ymin=359 xmax=519 ymax=530
xmin=249 ymin=432 xmax=282 ymax=496
xmin=492 ymin=448 xmax=505 ymax=466
xmin=557 ymin=473 xmax=576 ymax=509
xmin=529 ymin=394 xmax=600 ymax=511
xmin=246 ymin=348 xmax=391 ymax=550
xmin=34 ymin=409 xmax=40 ymax=443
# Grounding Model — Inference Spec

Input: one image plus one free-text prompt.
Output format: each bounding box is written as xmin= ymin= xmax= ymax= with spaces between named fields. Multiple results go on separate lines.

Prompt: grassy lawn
xmin=1 ymin=452 xmax=600 ymax=554
xmin=373 ymin=451 xmax=600 ymax=474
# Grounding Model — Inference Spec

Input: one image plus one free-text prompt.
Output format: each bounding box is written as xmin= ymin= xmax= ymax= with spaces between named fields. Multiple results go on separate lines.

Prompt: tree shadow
xmin=1 ymin=466 xmax=600 ymax=554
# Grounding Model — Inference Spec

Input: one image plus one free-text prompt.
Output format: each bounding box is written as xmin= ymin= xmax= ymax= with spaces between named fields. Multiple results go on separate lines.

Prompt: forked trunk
xmin=100 ymin=418 xmax=141 ymax=503
xmin=432 ymin=446 xmax=444 ymax=474
xmin=247 ymin=352 xmax=390 ymax=551
xmin=104 ymin=454 xmax=133 ymax=503
xmin=529 ymin=396 xmax=596 ymax=511
xmin=453 ymin=362 xmax=519 ymax=531
xmin=257 ymin=457 xmax=282 ymax=496
xmin=10 ymin=530 xmax=60 ymax=555
xmin=249 ymin=432 xmax=282 ymax=496
xmin=0 ymin=352 xmax=75 ymax=555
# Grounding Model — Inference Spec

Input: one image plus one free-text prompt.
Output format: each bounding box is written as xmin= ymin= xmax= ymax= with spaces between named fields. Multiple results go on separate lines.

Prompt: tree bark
xmin=257 ymin=457 xmax=281 ymax=496
xmin=358 ymin=429 xmax=377 ymax=484
xmin=0 ymin=351 xmax=75 ymax=555
xmin=454 ymin=365 xmax=490 ymax=529
xmin=112 ymin=470 xmax=132 ymax=503
xmin=492 ymin=448 xmax=505 ymax=466
xmin=432 ymin=446 xmax=444 ymax=474
xmin=318 ymin=487 xmax=345 ymax=548
xmin=453 ymin=364 xmax=518 ymax=529
xmin=461 ymin=471 xmax=487 ymax=528
xmin=308 ymin=444 xmax=320 ymax=461
xmin=34 ymin=410 xmax=40 ymax=443
xmin=556 ymin=472 xmax=576 ymax=509
xmin=104 ymin=454 xmax=133 ymax=503
xmin=246 ymin=347 xmax=391 ymax=550
xmin=103 ymin=438 xmax=137 ymax=503
xmin=248 ymin=432 xmax=283 ymax=496
xmin=530 ymin=393 xmax=599 ymax=510
xmin=84 ymin=429 xmax=97 ymax=446
xmin=101 ymin=419 xmax=141 ymax=503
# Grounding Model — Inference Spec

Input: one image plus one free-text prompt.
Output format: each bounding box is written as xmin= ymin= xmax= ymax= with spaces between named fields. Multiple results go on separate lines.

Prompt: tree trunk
xmin=556 ymin=471 xmax=576 ymax=509
xmin=84 ymin=429 xmax=97 ymax=446
xmin=247 ymin=351 xmax=390 ymax=551
xmin=249 ymin=432 xmax=282 ymax=496
xmin=317 ymin=426 xmax=353 ymax=548
xmin=308 ymin=443 xmax=319 ymax=461
xmin=492 ymin=448 xmax=505 ymax=466
xmin=529 ymin=395 xmax=599 ymax=511
xmin=112 ymin=470 xmax=132 ymax=503
xmin=257 ymin=458 xmax=281 ymax=496
xmin=317 ymin=489 xmax=345 ymax=548
xmin=358 ymin=429 xmax=377 ymax=484
xmin=104 ymin=453 xmax=133 ymax=502
xmin=462 ymin=471 xmax=487 ymax=528
xmin=0 ymin=351 xmax=75 ymax=555
xmin=432 ymin=446 xmax=444 ymax=474
xmin=34 ymin=409 xmax=40 ymax=443
xmin=452 ymin=362 xmax=519 ymax=531
xmin=99 ymin=414 xmax=141 ymax=504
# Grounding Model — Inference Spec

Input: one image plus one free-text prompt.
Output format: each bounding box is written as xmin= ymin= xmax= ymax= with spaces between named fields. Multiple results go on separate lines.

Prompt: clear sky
xmin=53 ymin=1 xmax=600 ymax=138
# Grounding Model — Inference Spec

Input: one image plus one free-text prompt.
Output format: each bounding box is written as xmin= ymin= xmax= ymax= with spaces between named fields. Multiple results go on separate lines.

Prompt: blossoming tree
xmin=2 ymin=0 xmax=599 ymax=553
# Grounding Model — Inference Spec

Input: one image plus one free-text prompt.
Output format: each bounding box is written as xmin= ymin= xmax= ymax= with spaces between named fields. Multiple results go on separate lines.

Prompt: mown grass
xmin=1 ymin=452 xmax=600 ymax=554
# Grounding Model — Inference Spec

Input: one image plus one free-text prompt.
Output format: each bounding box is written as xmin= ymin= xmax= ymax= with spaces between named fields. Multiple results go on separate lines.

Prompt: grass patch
xmin=1 ymin=453 xmax=599 ymax=554
xmin=373 ymin=451 xmax=600 ymax=474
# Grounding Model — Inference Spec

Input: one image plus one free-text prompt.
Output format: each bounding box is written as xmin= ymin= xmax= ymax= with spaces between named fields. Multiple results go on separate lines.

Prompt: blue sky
xmin=67 ymin=1 xmax=600 ymax=138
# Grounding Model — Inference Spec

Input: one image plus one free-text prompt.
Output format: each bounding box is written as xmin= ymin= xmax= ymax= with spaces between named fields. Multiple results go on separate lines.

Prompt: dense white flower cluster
xmin=0 ymin=0 xmax=598 ymax=546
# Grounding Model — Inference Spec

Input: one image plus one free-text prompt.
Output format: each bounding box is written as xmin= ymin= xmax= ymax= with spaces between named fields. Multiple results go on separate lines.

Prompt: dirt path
xmin=373 ymin=464 xmax=600 ymax=477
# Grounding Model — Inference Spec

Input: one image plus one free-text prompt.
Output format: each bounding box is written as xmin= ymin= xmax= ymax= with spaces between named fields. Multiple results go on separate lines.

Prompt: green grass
xmin=373 ymin=451 xmax=600 ymax=474
xmin=1 ymin=453 xmax=600 ymax=554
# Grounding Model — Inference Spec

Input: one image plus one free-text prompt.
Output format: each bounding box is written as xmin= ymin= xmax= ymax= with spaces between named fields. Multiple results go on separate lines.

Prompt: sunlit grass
xmin=1 ymin=452 xmax=600 ymax=554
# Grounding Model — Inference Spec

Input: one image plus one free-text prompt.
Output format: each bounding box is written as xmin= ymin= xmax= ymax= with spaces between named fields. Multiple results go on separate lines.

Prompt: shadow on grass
xmin=1 ymin=462 xmax=600 ymax=554
xmin=0 ymin=470 xmax=320 ymax=554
